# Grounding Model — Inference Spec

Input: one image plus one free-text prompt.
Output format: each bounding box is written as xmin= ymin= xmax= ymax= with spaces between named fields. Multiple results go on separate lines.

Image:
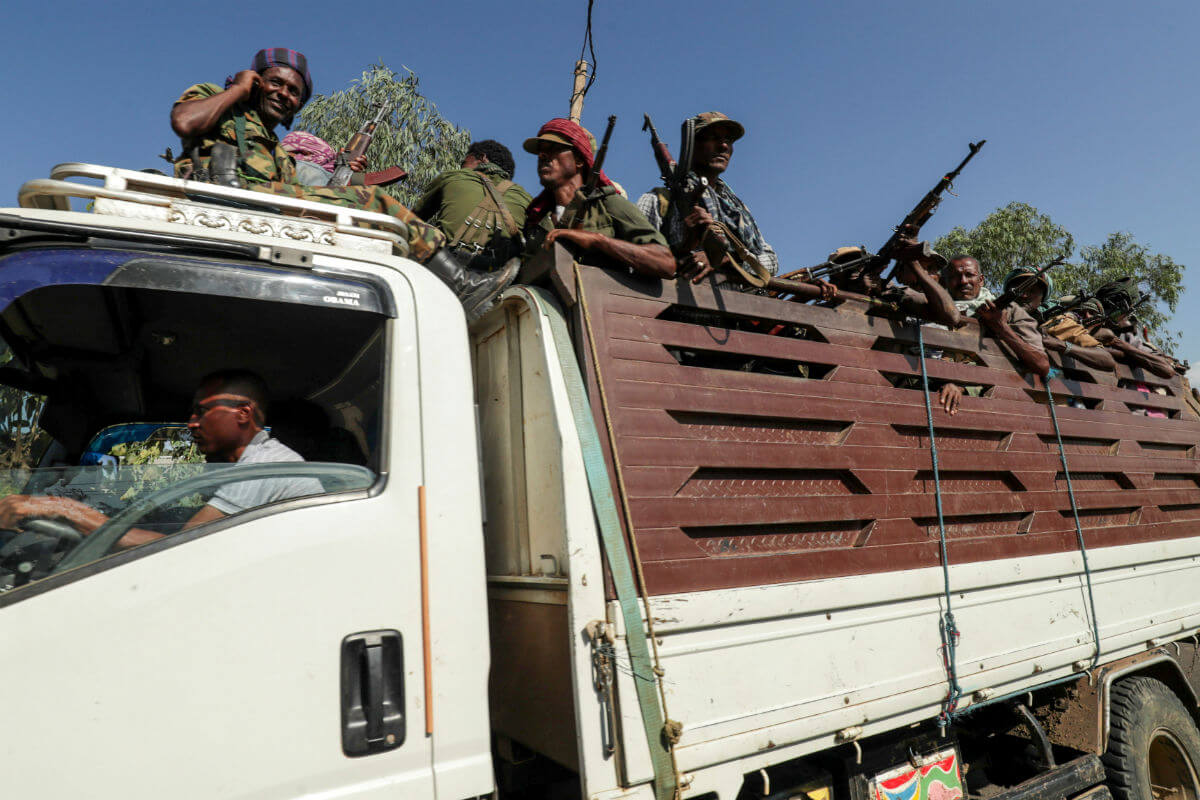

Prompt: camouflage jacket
xmin=170 ymin=83 xmax=446 ymax=264
xmin=172 ymin=83 xmax=297 ymax=184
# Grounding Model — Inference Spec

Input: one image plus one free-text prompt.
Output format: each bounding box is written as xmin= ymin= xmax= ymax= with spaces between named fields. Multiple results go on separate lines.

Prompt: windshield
xmin=0 ymin=249 xmax=391 ymax=594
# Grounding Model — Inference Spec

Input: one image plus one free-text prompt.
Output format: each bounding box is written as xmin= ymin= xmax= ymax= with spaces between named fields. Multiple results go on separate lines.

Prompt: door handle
xmin=341 ymin=630 xmax=405 ymax=756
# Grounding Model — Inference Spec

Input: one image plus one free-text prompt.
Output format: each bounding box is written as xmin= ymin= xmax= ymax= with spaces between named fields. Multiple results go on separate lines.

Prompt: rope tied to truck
xmin=1042 ymin=377 xmax=1103 ymax=669
xmin=913 ymin=322 xmax=964 ymax=731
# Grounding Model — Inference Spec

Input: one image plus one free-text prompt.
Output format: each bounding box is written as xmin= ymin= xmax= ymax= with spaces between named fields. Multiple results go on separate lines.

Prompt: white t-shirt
xmin=208 ymin=431 xmax=324 ymax=515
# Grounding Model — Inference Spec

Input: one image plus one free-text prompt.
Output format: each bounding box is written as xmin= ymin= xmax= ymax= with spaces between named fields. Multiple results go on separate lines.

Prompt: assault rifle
xmin=807 ymin=140 xmax=987 ymax=288
xmin=1037 ymin=293 xmax=1091 ymax=325
xmin=643 ymin=113 xmax=697 ymax=231
xmin=328 ymin=104 xmax=389 ymax=188
xmin=558 ymin=115 xmax=617 ymax=230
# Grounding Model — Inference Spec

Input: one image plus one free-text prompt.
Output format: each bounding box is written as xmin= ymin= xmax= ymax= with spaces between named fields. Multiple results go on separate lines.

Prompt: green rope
xmin=914 ymin=323 xmax=963 ymax=730
xmin=1041 ymin=377 xmax=1102 ymax=668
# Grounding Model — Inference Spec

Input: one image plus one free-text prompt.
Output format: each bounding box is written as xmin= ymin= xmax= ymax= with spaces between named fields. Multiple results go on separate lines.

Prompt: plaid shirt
xmin=636 ymin=182 xmax=779 ymax=278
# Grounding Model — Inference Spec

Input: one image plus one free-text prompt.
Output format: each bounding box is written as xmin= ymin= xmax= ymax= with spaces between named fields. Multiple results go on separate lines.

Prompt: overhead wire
xmin=571 ymin=0 xmax=598 ymax=109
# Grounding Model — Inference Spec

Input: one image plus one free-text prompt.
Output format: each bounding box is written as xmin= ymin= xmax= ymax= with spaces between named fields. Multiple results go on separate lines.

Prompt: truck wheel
xmin=1103 ymin=676 xmax=1200 ymax=800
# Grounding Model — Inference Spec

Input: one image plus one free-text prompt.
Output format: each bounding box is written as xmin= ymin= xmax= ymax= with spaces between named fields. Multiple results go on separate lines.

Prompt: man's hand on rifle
xmin=683 ymin=205 xmax=717 ymax=248
xmin=341 ymin=152 xmax=368 ymax=172
xmin=678 ymin=248 xmax=715 ymax=284
xmin=815 ymin=279 xmax=838 ymax=301
xmin=974 ymin=300 xmax=1005 ymax=330
xmin=1092 ymin=328 xmax=1116 ymax=345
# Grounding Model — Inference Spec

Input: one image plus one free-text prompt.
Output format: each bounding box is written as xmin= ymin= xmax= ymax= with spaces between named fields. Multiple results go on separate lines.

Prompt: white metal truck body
xmin=0 ymin=165 xmax=1196 ymax=800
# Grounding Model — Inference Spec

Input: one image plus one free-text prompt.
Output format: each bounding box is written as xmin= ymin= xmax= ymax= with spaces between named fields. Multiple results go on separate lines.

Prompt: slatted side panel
xmin=572 ymin=267 xmax=1200 ymax=596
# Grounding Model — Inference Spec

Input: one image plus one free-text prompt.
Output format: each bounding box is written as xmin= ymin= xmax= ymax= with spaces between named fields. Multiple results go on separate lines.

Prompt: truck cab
xmin=0 ymin=164 xmax=493 ymax=798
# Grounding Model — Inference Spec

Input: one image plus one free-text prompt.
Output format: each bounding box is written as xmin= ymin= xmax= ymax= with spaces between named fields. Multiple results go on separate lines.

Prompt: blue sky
xmin=3 ymin=1 xmax=1198 ymax=363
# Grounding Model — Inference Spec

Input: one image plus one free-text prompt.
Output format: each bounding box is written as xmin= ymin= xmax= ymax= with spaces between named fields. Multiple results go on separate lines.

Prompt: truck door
xmin=0 ymin=248 xmax=433 ymax=799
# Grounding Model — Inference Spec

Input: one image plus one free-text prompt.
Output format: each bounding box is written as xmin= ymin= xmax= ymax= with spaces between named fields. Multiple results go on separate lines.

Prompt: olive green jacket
xmin=414 ymin=163 xmax=532 ymax=270
xmin=522 ymin=186 xmax=668 ymax=265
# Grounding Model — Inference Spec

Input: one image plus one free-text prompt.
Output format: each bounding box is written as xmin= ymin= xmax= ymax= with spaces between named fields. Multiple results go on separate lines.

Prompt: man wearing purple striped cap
xmin=170 ymin=48 xmax=458 ymax=270
xmin=172 ymin=48 xmax=314 ymax=185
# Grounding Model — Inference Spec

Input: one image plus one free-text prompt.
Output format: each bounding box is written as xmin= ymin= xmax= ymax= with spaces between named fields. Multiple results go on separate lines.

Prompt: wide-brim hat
xmin=523 ymin=131 xmax=574 ymax=155
xmin=692 ymin=111 xmax=745 ymax=141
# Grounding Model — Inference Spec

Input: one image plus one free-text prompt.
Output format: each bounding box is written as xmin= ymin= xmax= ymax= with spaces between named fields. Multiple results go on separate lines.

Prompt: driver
xmin=0 ymin=370 xmax=322 ymax=549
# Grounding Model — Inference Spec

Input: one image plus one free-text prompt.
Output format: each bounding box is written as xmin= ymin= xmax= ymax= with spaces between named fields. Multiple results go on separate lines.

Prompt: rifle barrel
xmin=948 ymin=139 xmax=986 ymax=180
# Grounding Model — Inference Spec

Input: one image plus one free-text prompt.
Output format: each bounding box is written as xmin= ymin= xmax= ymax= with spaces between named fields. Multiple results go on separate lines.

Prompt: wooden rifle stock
xmin=328 ymin=104 xmax=389 ymax=188
xmin=642 ymin=114 xmax=675 ymax=180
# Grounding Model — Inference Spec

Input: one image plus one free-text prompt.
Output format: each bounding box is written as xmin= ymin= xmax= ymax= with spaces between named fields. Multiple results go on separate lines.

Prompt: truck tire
xmin=1103 ymin=676 xmax=1200 ymax=800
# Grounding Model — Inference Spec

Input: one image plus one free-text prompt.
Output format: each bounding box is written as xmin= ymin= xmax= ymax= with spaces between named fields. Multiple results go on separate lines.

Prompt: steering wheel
xmin=21 ymin=518 xmax=83 ymax=546
xmin=0 ymin=517 xmax=85 ymax=589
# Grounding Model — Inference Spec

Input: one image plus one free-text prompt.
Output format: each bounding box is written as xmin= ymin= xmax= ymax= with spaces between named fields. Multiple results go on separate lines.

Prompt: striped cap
xmin=252 ymin=48 xmax=313 ymax=103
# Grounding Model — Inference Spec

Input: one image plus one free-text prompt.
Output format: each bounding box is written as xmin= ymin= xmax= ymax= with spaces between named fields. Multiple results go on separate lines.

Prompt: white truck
xmin=1 ymin=164 xmax=1198 ymax=800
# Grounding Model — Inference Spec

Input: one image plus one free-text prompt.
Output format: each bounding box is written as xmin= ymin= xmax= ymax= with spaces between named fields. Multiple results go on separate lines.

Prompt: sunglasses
xmin=189 ymin=397 xmax=252 ymax=419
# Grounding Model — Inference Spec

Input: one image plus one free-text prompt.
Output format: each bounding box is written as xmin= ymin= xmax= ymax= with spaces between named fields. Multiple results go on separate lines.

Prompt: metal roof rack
xmin=18 ymin=163 xmax=410 ymax=258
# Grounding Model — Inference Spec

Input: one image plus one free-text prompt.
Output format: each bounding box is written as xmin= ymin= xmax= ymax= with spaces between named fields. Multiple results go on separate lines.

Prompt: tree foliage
xmin=0 ymin=349 xmax=49 ymax=478
xmin=295 ymin=63 xmax=471 ymax=207
xmin=934 ymin=202 xmax=1074 ymax=287
xmin=934 ymin=202 xmax=1184 ymax=354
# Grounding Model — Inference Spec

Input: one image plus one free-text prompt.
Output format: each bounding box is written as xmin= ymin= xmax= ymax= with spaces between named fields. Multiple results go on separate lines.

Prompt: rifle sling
xmin=701 ymin=220 xmax=772 ymax=288
xmin=479 ymin=176 xmax=521 ymax=237
xmin=233 ymin=113 xmax=248 ymax=160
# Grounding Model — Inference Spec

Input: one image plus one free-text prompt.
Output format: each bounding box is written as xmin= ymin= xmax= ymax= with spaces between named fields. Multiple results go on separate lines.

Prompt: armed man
xmin=1038 ymin=293 xmax=1117 ymax=372
xmin=936 ymin=256 xmax=1049 ymax=414
xmin=170 ymin=48 xmax=512 ymax=317
xmin=522 ymin=118 xmax=675 ymax=279
xmin=993 ymin=267 xmax=1118 ymax=373
xmin=1089 ymin=279 xmax=1175 ymax=379
xmin=414 ymin=140 xmax=533 ymax=274
xmin=635 ymin=112 xmax=777 ymax=287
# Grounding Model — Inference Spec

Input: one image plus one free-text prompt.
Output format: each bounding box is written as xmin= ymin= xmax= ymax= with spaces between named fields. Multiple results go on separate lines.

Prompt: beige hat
xmin=522 ymin=131 xmax=574 ymax=155
xmin=692 ymin=111 xmax=745 ymax=141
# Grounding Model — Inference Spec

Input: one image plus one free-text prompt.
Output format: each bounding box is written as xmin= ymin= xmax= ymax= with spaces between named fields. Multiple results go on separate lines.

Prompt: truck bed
xmin=474 ymin=264 xmax=1200 ymax=796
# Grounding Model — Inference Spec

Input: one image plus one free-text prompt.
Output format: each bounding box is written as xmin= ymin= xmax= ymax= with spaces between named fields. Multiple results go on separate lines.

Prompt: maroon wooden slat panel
xmin=614 ymin=437 xmax=1200 ymax=476
xmin=570 ymin=266 xmax=1200 ymax=596
xmin=608 ymin=369 xmax=1200 ymax=443
xmin=609 ymin=362 xmax=1190 ymax=438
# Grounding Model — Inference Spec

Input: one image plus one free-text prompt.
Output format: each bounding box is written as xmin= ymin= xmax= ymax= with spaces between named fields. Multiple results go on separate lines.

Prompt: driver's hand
xmin=0 ymin=494 xmax=34 ymax=529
